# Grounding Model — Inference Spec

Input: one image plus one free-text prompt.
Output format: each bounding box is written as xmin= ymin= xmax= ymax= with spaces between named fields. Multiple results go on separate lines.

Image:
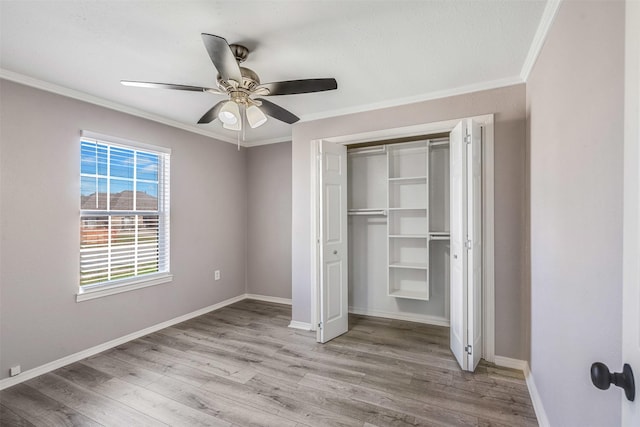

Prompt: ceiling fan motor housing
xmin=217 ymin=66 xmax=260 ymax=92
xmin=229 ymin=90 xmax=249 ymax=105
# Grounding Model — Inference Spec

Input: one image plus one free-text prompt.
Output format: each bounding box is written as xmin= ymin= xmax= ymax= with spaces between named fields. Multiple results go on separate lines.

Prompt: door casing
xmin=622 ymin=0 xmax=640 ymax=424
xmin=310 ymin=114 xmax=496 ymax=362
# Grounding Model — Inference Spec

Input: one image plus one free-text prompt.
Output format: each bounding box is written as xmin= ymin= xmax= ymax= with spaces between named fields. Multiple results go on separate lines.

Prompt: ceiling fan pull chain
xmin=240 ymin=105 xmax=246 ymax=150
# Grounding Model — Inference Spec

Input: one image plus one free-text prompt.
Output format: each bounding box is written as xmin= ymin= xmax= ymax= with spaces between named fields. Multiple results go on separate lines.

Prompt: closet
xmin=313 ymin=117 xmax=487 ymax=372
xmin=347 ymin=137 xmax=450 ymax=323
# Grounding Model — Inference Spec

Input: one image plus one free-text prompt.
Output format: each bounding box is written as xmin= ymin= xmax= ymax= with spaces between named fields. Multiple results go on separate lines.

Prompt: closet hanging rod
xmin=347 ymin=146 xmax=387 ymax=155
xmin=348 ymin=209 xmax=387 ymax=216
xmin=429 ymin=235 xmax=451 ymax=241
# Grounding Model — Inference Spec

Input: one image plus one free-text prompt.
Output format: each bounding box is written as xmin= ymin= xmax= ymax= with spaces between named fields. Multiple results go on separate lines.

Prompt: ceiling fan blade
xmin=121 ymin=80 xmax=224 ymax=94
xmin=201 ymin=33 xmax=243 ymax=84
xmin=255 ymin=98 xmax=300 ymax=124
xmin=258 ymin=78 xmax=337 ymax=96
xmin=197 ymin=100 xmax=227 ymax=124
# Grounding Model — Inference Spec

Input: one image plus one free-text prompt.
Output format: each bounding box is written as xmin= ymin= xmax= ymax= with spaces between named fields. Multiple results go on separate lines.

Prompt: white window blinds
xmin=79 ymin=135 xmax=170 ymax=288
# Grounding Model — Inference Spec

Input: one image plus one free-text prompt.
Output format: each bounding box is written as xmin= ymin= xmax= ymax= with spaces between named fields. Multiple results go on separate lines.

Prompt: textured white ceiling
xmin=0 ymin=0 xmax=546 ymax=145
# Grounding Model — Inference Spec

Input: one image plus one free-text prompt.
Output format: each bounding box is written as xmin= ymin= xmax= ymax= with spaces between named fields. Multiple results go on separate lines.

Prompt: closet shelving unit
xmin=347 ymin=138 xmax=449 ymax=302
xmin=386 ymin=139 xmax=450 ymax=300
xmin=387 ymin=141 xmax=430 ymax=300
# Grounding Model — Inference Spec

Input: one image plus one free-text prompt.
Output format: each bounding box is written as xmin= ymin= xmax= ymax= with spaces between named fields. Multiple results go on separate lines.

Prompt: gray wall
xmin=527 ymin=1 xmax=624 ymax=426
xmin=292 ymin=84 xmax=528 ymax=359
xmin=246 ymin=141 xmax=292 ymax=299
xmin=0 ymin=80 xmax=248 ymax=380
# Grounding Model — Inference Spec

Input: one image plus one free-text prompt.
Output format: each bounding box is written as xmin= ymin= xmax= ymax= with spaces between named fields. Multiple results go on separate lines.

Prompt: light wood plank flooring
xmin=0 ymin=300 xmax=538 ymax=426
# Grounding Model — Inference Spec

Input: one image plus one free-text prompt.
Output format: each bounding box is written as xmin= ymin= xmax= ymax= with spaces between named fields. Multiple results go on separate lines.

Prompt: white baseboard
xmin=348 ymin=306 xmax=450 ymax=327
xmin=493 ymin=357 xmax=548 ymax=427
xmin=0 ymin=293 xmax=248 ymax=391
xmin=288 ymin=320 xmax=312 ymax=331
xmin=524 ymin=362 xmax=550 ymax=427
xmin=493 ymin=355 xmax=528 ymax=371
xmin=245 ymin=294 xmax=292 ymax=305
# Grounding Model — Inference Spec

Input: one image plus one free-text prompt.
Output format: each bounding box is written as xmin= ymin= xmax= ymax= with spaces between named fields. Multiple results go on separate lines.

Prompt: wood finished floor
xmin=0 ymin=300 xmax=538 ymax=426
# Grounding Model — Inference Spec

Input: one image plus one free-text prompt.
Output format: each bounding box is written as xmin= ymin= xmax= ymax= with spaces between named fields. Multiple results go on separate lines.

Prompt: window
xmin=78 ymin=132 xmax=170 ymax=300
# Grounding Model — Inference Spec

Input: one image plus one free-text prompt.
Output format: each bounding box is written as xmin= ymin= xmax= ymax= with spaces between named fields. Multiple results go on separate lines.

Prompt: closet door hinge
xmin=465 ymin=345 xmax=473 ymax=355
xmin=465 ymin=239 xmax=472 ymax=250
xmin=464 ymin=133 xmax=472 ymax=144
xmin=318 ymin=322 xmax=323 ymax=330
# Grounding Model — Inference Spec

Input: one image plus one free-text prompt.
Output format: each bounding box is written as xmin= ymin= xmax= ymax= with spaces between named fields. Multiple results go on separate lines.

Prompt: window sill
xmin=76 ymin=273 xmax=173 ymax=302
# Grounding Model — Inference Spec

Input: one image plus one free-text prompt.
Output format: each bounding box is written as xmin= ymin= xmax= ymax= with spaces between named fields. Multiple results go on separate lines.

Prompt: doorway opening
xmin=310 ymin=115 xmax=495 ymax=371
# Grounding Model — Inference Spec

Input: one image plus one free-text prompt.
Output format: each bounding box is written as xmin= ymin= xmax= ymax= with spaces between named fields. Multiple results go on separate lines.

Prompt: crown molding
xmin=297 ymin=75 xmax=524 ymax=123
xmin=520 ymin=0 xmax=562 ymax=82
xmin=243 ymin=135 xmax=292 ymax=147
xmin=0 ymin=68 xmax=244 ymax=146
xmin=2 ymin=68 xmax=527 ymax=149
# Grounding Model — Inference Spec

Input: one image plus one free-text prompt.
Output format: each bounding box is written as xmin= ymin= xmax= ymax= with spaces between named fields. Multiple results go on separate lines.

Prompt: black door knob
xmin=590 ymin=362 xmax=635 ymax=402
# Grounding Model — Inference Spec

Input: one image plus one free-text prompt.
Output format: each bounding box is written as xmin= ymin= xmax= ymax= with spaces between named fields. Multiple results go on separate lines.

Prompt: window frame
xmin=76 ymin=131 xmax=171 ymax=302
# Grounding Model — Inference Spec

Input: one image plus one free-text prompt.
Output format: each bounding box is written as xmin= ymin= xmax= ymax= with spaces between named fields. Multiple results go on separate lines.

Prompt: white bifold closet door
xmin=449 ymin=120 xmax=483 ymax=372
xmin=317 ymin=140 xmax=349 ymax=343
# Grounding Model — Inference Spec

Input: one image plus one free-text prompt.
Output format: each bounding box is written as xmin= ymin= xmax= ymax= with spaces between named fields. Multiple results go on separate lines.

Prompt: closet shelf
xmin=429 ymin=140 xmax=449 ymax=148
xmin=387 ymin=207 xmax=427 ymax=211
xmin=389 ymin=234 xmax=428 ymax=239
xmin=388 ymin=289 xmax=430 ymax=301
xmin=389 ymin=262 xmax=428 ymax=270
xmin=348 ymin=146 xmax=386 ymax=156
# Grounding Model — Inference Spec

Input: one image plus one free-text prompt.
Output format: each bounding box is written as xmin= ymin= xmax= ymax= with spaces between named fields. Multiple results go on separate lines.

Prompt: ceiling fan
xmin=121 ymin=33 xmax=338 ymax=131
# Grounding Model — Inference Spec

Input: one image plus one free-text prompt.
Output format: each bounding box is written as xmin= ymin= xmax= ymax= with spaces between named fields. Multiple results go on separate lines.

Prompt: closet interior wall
xmin=347 ymin=138 xmax=451 ymax=325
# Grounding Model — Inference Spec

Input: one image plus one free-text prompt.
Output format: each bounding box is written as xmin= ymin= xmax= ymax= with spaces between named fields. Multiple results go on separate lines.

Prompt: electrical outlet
xmin=10 ymin=365 xmax=21 ymax=377
xmin=214 ymin=270 xmax=221 ymax=281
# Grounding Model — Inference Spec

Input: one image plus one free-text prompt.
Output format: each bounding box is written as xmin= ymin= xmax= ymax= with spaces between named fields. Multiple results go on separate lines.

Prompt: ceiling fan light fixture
xmin=223 ymin=119 xmax=241 ymax=131
xmin=246 ymin=105 xmax=268 ymax=128
xmin=218 ymin=100 xmax=240 ymax=125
